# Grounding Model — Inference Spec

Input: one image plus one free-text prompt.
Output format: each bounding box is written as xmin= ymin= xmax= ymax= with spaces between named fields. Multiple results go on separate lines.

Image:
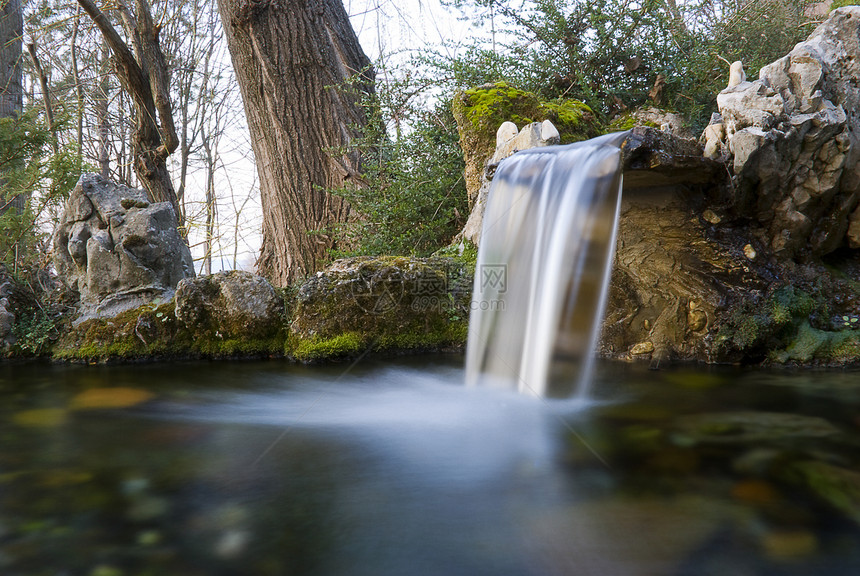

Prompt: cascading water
xmin=464 ymin=132 xmax=628 ymax=399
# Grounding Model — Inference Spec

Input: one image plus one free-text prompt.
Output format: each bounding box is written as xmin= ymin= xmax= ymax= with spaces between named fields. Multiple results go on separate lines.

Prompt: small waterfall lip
xmin=465 ymin=131 xmax=629 ymax=400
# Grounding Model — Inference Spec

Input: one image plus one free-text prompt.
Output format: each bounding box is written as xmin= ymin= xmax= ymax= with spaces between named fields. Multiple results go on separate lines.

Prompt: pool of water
xmin=0 ymin=356 xmax=858 ymax=575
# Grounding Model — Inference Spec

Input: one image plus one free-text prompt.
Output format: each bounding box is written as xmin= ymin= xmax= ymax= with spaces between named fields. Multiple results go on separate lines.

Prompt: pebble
xmin=631 ymin=341 xmax=655 ymax=355
xmin=761 ymin=529 xmax=818 ymax=559
xmin=743 ymin=244 xmax=757 ymax=260
xmin=703 ymin=209 xmax=722 ymax=224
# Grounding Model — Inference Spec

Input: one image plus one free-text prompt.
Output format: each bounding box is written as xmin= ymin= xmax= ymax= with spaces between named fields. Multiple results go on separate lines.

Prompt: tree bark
xmin=217 ymin=0 xmax=373 ymax=285
xmin=0 ymin=0 xmax=23 ymax=216
xmin=77 ymin=0 xmax=181 ymax=224
xmin=26 ymin=42 xmax=58 ymax=154
xmin=0 ymin=0 xmax=21 ymax=119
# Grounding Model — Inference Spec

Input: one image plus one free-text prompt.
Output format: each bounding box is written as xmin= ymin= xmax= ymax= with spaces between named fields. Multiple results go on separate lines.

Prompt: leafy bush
xmin=327 ymin=69 xmax=468 ymax=257
xmin=438 ymin=0 xmax=819 ymax=129
xmin=0 ymin=107 xmax=82 ymax=271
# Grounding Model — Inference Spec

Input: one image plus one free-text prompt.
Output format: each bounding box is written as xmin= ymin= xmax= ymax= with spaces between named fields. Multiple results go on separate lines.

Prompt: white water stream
xmin=465 ymin=132 xmax=627 ymax=398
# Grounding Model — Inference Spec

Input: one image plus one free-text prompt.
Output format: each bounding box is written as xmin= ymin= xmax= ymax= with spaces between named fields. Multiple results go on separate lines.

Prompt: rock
xmin=761 ymin=530 xmax=818 ymax=560
xmin=630 ymin=341 xmax=654 ymax=356
xmin=174 ymin=271 xmax=283 ymax=340
xmin=621 ymin=127 xmax=721 ymax=188
xmin=460 ymin=120 xmax=563 ymax=246
xmin=452 ymin=82 xmax=601 ymax=207
xmin=727 ymin=61 xmax=746 ymax=88
xmin=630 ymin=106 xmax=693 ymax=138
xmin=290 ymin=256 xmax=471 ymax=360
xmin=711 ymin=7 xmax=860 ymax=258
xmin=53 ymin=174 xmax=194 ymax=322
xmin=671 ymin=412 xmax=840 ymax=447
xmin=0 ymin=297 xmax=14 ymax=350
xmin=780 ymin=460 xmax=860 ymax=526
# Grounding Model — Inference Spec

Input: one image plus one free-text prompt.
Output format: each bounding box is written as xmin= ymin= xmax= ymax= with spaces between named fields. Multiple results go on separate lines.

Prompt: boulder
xmin=53 ymin=174 xmax=194 ymax=322
xmin=0 ymin=297 xmax=14 ymax=350
xmin=452 ymin=82 xmax=601 ymax=207
xmin=291 ymin=256 xmax=471 ymax=360
xmin=174 ymin=271 xmax=283 ymax=340
xmin=713 ymin=7 xmax=860 ymax=258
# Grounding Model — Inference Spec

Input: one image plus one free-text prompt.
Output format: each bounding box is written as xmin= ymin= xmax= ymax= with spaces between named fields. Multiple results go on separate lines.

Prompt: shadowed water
xmin=465 ymin=132 xmax=627 ymax=398
xmin=1 ymin=357 xmax=859 ymax=576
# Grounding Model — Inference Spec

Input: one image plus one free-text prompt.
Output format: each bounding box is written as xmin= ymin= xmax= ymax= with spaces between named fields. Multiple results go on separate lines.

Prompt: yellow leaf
xmin=13 ymin=408 xmax=68 ymax=428
xmin=69 ymin=387 xmax=154 ymax=410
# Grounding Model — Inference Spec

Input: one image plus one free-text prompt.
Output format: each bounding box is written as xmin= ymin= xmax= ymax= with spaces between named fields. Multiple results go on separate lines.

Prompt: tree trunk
xmin=0 ymin=0 xmax=21 ymax=119
xmin=0 ymin=0 xmax=23 ymax=215
xmin=217 ymin=0 xmax=373 ymax=285
xmin=97 ymin=44 xmax=111 ymax=179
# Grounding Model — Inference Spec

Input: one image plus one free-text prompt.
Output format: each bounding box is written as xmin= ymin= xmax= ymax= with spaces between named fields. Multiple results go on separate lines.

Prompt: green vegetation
xmin=0 ymin=108 xmax=82 ymax=271
xmin=326 ymin=71 xmax=469 ymax=258
xmin=715 ymin=284 xmax=860 ymax=365
xmin=831 ymin=0 xmax=859 ymax=10
xmin=437 ymin=0 xmax=817 ymax=129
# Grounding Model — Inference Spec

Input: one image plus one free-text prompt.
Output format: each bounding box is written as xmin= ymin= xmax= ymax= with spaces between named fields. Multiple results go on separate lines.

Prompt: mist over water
xmin=465 ymin=132 xmax=627 ymax=398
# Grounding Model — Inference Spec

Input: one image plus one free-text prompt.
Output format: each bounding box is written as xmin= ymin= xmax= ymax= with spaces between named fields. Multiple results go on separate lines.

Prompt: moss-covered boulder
xmin=52 ymin=272 xmax=290 ymax=363
xmin=290 ymin=256 xmax=472 ymax=361
xmin=174 ymin=271 xmax=283 ymax=340
xmin=452 ymin=82 xmax=601 ymax=205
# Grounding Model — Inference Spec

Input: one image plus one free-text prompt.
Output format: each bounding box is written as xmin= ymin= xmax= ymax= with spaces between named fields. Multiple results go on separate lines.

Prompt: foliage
xmin=437 ymin=0 xmax=819 ymax=129
xmin=327 ymin=68 xmax=469 ymax=257
xmin=0 ymin=107 xmax=82 ymax=271
xmin=11 ymin=306 xmax=57 ymax=355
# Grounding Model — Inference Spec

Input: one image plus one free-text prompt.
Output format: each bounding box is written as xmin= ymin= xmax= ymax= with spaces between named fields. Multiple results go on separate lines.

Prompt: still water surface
xmin=0 ymin=356 xmax=858 ymax=575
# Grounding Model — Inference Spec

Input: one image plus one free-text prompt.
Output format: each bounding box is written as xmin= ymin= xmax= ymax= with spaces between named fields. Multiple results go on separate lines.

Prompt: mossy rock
xmin=52 ymin=302 xmax=184 ymax=362
xmin=289 ymin=256 xmax=472 ymax=362
xmin=174 ymin=271 xmax=285 ymax=340
xmin=452 ymin=82 xmax=602 ymax=203
xmin=780 ymin=461 xmax=860 ymax=526
xmin=52 ymin=289 xmax=289 ymax=363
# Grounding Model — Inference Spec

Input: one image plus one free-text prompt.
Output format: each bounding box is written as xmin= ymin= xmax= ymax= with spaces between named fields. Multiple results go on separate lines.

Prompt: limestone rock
xmin=459 ymin=120 xmax=563 ymax=246
xmin=621 ymin=127 xmax=720 ymax=188
xmin=0 ymin=297 xmax=14 ymax=350
xmin=53 ymin=174 xmax=194 ymax=322
xmin=291 ymin=257 xmax=471 ymax=358
xmin=630 ymin=107 xmax=693 ymax=139
xmin=711 ymin=7 xmax=860 ymax=258
xmin=174 ymin=271 xmax=283 ymax=340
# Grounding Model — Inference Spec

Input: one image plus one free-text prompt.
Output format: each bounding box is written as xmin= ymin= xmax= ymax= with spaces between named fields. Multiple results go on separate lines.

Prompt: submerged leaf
xmin=12 ymin=408 xmax=68 ymax=428
xmin=69 ymin=387 xmax=154 ymax=410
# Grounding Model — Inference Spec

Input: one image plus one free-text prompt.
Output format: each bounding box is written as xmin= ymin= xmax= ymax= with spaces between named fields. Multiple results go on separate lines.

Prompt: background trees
xmin=2 ymin=0 xmax=256 ymax=273
xmin=0 ymin=0 xmax=833 ymax=284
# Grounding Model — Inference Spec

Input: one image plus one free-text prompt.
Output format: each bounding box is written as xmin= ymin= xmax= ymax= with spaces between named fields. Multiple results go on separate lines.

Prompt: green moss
xmin=607 ymin=112 xmax=662 ymax=133
xmin=459 ymin=82 xmax=542 ymax=134
xmin=770 ymin=286 xmax=816 ymax=324
xmin=771 ymin=321 xmax=829 ymax=363
xmin=831 ymin=0 xmax=859 ymax=11
xmin=52 ymin=300 xmax=287 ymax=363
xmin=434 ymin=239 xmax=479 ymax=268
xmin=292 ymin=332 xmax=366 ymax=362
xmin=458 ymin=83 xmax=600 ymax=144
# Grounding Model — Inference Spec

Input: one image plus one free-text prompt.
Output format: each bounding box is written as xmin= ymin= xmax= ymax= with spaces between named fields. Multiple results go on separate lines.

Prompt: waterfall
xmin=464 ymin=132 xmax=627 ymax=399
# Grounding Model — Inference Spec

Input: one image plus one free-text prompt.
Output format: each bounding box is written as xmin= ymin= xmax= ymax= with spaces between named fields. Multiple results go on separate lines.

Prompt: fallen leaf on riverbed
xmin=12 ymin=408 xmax=68 ymax=428
xmin=69 ymin=387 xmax=154 ymax=410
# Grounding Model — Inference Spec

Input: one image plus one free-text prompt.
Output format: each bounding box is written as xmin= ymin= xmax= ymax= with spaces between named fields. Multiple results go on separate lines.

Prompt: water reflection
xmin=0 ymin=357 xmax=858 ymax=575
